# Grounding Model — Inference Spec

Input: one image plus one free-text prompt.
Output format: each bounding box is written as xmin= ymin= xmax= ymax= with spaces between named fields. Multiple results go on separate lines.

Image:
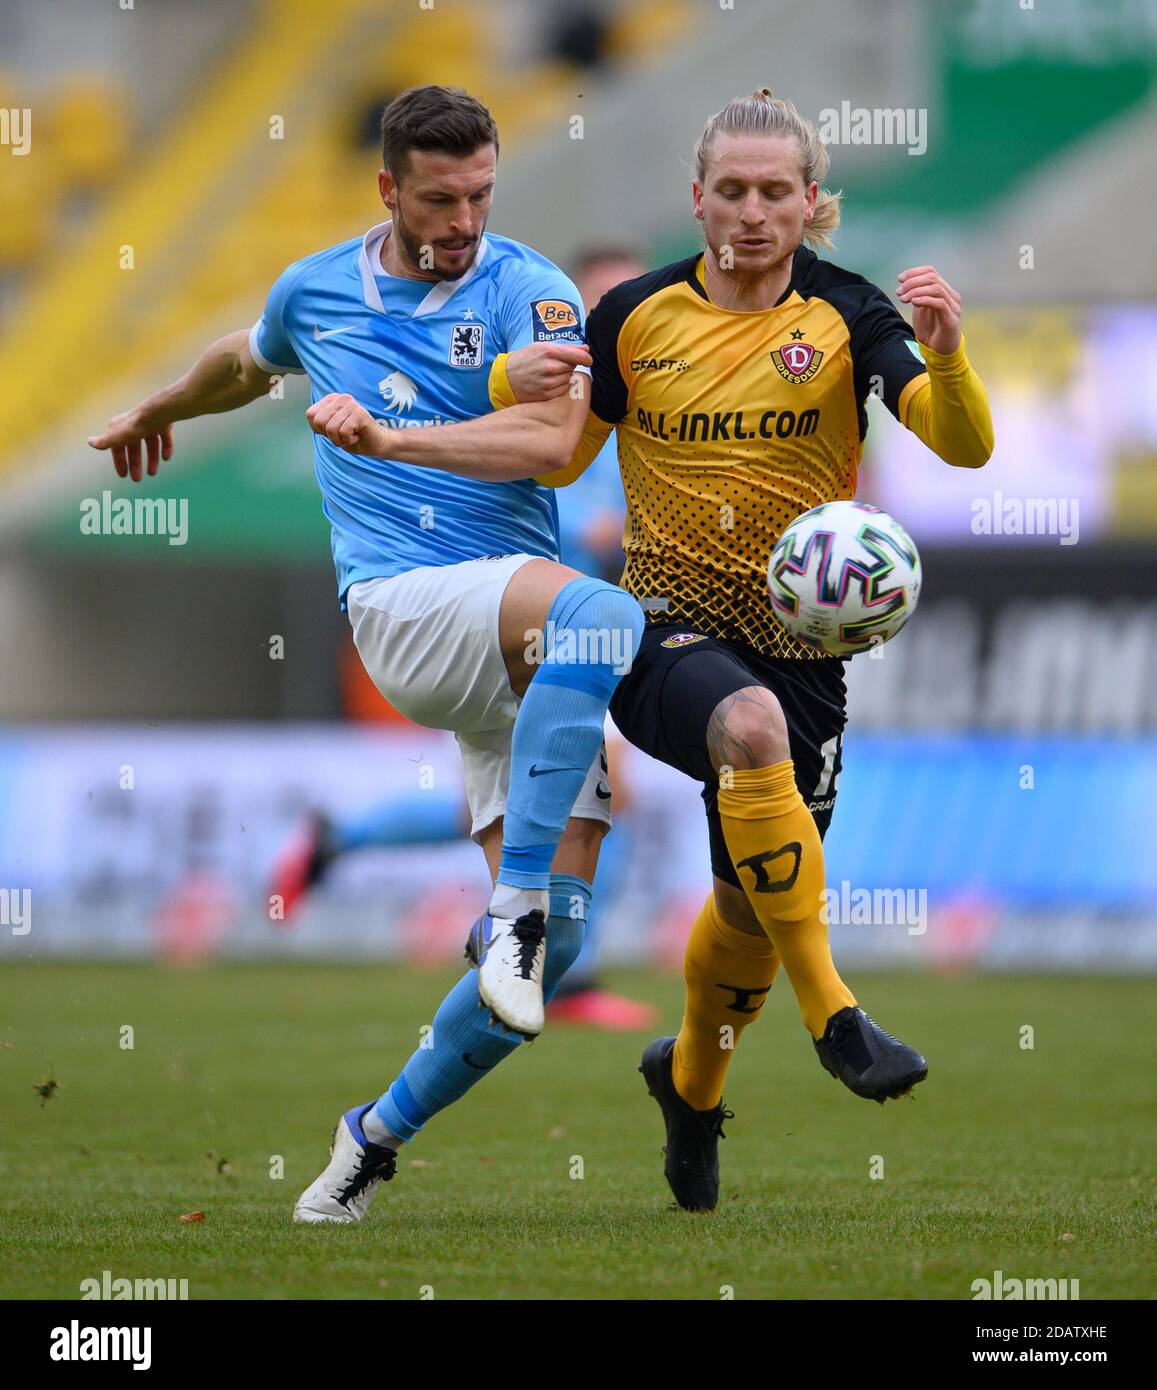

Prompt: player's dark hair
xmin=380 ymin=86 xmax=499 ymax=181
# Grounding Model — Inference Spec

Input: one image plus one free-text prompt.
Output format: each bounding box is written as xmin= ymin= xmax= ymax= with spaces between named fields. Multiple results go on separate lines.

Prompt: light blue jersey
xmin=249 ymin=221 xmax=586 ymax=603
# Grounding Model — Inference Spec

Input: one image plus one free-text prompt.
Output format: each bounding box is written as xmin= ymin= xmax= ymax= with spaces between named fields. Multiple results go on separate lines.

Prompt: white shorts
xmin=347 ymin=555 xmax=613 ymax=841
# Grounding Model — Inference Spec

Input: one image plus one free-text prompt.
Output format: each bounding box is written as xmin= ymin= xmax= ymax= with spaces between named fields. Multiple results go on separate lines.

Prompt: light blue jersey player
xmin=90 ymin=86 xmax=644 ymax=1225
xmin=247 ymin=220 xmax=571 ymax=599
xmin=264 ymin=245 xmax=661 ymax=1033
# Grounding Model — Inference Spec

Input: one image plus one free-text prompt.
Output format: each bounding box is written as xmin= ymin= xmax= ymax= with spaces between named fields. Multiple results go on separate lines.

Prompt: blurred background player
xmin=547 ymin=245 xmax=657 ymax=1025
xmin=268 ymin=244 xmax=658 ymax=1031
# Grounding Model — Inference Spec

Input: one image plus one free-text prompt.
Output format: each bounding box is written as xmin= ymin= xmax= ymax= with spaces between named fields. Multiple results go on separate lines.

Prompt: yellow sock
xmin=717 ymin=761 xmax=856 ymax=1038
xmin=671 ymin=893 xmax=779 ymax=1111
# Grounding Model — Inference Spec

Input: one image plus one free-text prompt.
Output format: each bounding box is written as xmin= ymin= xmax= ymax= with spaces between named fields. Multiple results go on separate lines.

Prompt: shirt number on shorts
xmin=813 ymin=734 xmax=843 ymax=800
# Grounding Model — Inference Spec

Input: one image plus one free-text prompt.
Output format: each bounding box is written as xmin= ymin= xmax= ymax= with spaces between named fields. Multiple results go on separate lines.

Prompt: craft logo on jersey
xmin=531 ymin=298 xmax=583 ymax=343
xmin=378 ymin=370 xmax=419 ymax=412
xmin=660 ymin=632 xmax=707 ymax=648
xmin=771 ymin=341 xmax=823 ymax=383
xmin=449 ymin=322 xmax=485 ymax=369
xmin=631 ymin=356 xmax=690 ymax=373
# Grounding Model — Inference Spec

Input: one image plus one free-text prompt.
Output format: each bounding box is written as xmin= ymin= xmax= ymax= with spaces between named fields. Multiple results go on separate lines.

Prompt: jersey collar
xmin=357 ymin=220 xmax=490 ymax=317
xmin=691 ymin=245 xmax=807 ymax=310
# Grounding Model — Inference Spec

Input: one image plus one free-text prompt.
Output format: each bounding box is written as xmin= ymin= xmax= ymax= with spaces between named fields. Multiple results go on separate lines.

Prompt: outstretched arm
xmin=896 ymin=265 xmax=994 ymax=470
xmin=88 ymin=330 xmax=274 ymax=480
xmin=306 ymin=368 xmax=593 ymax=483
xmin=489 ymin=344 xmax=613 ymax=487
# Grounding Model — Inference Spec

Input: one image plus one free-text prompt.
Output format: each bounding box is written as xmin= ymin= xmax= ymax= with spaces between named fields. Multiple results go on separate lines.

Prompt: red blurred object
xmin=340 ymin=634 xmax=415 ymax=724
xmin=152 ymin=871 xmax=234 ymax=964
xmin=547 ymin=988 xmax=660 ymax=1031
xmin=267 ymin=817 xmax=328 ymax=928
xmin=400 ymin=881 xmax=483 ymax=965
xmin=929 ymin=895 xmax=1002 ymax=973
xmin=650 ymin=890 xmax=704 ymax=970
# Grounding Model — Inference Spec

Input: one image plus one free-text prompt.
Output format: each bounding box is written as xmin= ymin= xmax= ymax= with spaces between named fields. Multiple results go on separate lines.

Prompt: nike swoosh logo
xmin=313 ymin=325 xmax=357 ymax=340
xmin=462 ymin=1052 xmax=497 ymax=1071
xmin=595 ymin=783 xmax=611 ymax=800
xmin=528 ymin=764 xmax=584 ymax=778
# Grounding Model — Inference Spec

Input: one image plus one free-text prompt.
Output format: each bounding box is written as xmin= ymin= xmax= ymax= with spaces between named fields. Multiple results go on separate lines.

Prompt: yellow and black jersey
xmin=571 ymin=247 xmax=935 ymax=658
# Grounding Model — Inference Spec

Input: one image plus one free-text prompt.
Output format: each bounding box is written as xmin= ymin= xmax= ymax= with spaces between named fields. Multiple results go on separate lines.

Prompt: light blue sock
xmin=540 ymin=874 xmax=592 ymax=1006
xmin=334 ymin=790 xmax=463 ymax=854
xmin=499 ymin=579 xmax=643 ymax=892
xmin=369 ymin=875 xmax=592 ymax=1143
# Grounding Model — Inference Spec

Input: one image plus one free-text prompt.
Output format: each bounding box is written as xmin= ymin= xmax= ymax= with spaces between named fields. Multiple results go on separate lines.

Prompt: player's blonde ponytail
xmin=693 ymin=88 xmax=841 ymax=251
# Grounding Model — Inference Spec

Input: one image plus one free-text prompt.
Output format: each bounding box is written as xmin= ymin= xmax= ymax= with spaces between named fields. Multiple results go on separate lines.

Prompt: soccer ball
xmin=767 ymin=500 xmax=922 ymax=657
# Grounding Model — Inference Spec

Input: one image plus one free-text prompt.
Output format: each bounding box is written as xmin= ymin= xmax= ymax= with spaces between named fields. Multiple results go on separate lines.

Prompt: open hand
xmin=897 ymin=265 xmax=962 ymax=355
xmin=88 ymin=412 xmax=174 ymax=482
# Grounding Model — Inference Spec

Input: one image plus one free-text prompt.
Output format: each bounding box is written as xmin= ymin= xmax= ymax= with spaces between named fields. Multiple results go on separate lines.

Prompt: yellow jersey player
xmin=490 ymin=88 xmax=994 ymax=1211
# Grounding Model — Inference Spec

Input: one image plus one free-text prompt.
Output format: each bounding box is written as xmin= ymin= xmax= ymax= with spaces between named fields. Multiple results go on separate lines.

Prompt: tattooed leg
xmin=705 ymin=685 xmax=790 ymax=773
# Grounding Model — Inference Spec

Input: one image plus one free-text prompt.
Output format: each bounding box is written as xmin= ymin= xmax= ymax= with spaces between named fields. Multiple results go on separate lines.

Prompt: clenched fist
xmin=306 ymin=394 xmax=388 ymax=455
xmin=505 ymin=341 xmax=592 ymax=403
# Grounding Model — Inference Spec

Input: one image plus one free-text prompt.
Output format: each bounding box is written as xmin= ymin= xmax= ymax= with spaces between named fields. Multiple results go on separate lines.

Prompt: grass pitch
xmin=0 ymin=963 xmax=1152 ymax=1300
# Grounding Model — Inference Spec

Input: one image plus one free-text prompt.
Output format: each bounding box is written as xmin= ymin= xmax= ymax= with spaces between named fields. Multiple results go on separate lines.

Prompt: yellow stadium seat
xmin=0 ymin=149 xmax=62 ymax=268
xmin=49 ymin=76 xmax=132 ymax=189
xmin=608 ymin=0 xmax=695 ymax=59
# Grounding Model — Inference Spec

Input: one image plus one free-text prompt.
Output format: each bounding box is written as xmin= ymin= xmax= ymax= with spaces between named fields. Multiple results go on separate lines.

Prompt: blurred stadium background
xmin=2 ymin=0 xmax=1156 ymax=978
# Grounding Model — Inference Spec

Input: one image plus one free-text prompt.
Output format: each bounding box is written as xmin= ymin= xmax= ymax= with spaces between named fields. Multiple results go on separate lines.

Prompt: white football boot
xmin=466 ymin=904 xmax=547 ymax=1040
xmin=293 ymin=1104 xmax=397 ymax=1224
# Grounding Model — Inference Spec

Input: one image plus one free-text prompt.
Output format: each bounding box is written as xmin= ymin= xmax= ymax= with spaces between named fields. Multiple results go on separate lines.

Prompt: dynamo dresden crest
xmin=771 ymin=340 xmax=823 ymax=383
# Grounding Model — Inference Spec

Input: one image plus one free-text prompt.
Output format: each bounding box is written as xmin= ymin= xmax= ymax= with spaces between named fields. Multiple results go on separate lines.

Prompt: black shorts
xmin=609 ymin=622 xmax=848 ymax=889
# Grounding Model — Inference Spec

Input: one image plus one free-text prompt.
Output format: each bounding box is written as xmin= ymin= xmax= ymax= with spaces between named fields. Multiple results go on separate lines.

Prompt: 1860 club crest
xmin=449 ymin=322 xmax=485 ymax=368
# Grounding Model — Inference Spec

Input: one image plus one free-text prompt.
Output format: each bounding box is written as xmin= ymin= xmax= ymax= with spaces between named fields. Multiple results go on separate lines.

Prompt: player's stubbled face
xmin=388 ymin=145 xmax=496 ymax=281
xmin=695 ymin=134 xmax=816 ymax=276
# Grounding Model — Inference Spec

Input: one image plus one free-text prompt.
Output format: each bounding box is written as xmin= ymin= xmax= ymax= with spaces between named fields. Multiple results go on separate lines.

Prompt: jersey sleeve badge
xmin=531 ymin=298 xmax=583 ymax=343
